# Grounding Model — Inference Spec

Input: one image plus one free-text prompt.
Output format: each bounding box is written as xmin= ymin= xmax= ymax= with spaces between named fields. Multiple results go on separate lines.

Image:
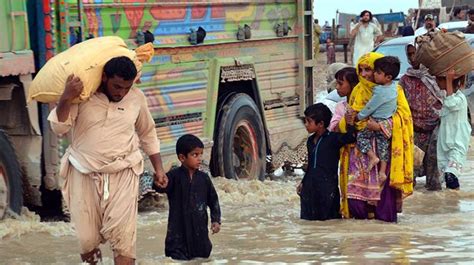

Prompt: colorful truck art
xmin=74 ymin=1 xmax=314 ymax=179
xmin=82 ymin=1 xmax=295 ymax=45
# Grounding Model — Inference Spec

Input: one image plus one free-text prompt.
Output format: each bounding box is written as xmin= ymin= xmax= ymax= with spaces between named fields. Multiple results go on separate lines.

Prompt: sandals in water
xmin=80 ymin=248 xmax=102 ymax=264
xmin=444 ymin=172 xmax=460 ymax=190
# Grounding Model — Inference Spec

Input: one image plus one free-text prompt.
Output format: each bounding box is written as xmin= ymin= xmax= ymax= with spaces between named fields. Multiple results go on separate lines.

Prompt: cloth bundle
xmin=28 ymin=37 xmax=154 ymax=103
xmin=415 ymin=31 xmax=473 ymax=77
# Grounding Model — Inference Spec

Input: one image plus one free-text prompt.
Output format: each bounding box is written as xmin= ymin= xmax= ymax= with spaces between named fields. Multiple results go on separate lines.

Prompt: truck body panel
xmin=78 ymin=0 xmax=310 ymax=168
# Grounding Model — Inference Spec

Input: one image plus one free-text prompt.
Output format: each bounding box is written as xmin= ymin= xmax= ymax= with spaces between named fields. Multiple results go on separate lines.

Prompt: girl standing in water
xmin=329 ymin=67 xmax=359 ymax=132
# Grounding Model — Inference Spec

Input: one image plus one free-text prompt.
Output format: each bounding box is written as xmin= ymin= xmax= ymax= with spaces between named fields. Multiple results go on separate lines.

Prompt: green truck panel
xmin=0 ymin=0 xmax=29 ymax=52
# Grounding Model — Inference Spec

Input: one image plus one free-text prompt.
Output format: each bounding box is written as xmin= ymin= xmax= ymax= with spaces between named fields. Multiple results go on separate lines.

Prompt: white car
xmin=438 ymin=21 xmax=468 ymax=32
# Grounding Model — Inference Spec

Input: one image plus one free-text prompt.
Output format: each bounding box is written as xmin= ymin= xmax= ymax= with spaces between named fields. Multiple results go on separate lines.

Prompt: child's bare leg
xmin=379 ymin=160 xmax=387 ymax=182
xmin=367 ymin=149 xmax=380 ymax=171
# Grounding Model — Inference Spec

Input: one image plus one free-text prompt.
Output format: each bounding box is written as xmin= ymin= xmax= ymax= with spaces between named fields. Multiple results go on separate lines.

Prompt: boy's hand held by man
xmin=296 ymin=182 xmax=303 ymax=195
xmin=211 ymin=222 xmax=220 ymax=234
xmin=154 ymin=172 xmax=168 ymax=188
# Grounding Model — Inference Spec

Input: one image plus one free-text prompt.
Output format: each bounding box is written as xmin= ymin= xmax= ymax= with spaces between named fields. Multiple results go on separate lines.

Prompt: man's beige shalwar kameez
xmin=48 ymin=88 xmax=159 ymax=259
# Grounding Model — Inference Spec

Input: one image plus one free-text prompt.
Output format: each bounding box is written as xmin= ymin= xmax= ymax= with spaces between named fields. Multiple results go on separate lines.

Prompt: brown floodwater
xmin=2 ymin=154 xmax=474 ymax=264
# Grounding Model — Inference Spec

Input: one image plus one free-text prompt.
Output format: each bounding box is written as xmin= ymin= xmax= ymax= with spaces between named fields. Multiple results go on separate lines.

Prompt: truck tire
xmin=0 ymin=130 xmax=23 ymax=218
xmin=217 ymin=93 xmax=266 ymax=181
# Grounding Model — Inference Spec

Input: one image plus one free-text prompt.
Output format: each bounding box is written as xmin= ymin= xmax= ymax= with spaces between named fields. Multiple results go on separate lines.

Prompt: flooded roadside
xmin=1 ymin=161 xmax=474 ymax=264
xmin=1 ymin=116 xmax=474 ymax=263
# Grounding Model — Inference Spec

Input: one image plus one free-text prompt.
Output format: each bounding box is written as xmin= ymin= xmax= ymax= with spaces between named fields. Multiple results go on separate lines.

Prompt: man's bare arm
xmin=56 ymin=75 xmax=83 ymax=122
xmin=149 ymin=153 xmax=168 ymax=188
xmin=375 ymin=35 xmax=384 ymax=45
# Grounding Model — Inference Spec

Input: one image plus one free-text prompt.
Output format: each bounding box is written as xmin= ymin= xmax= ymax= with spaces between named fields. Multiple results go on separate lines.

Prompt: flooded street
xmin=2 ymin=0 xmax=474 ymax=262
xmin=1 ymin=144 xmax=474 ymax=264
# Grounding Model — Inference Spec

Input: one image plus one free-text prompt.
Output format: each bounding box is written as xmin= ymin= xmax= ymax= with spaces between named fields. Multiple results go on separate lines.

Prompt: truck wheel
xmin=0 ymin=130 xmax=23 ymax=218
xmin=217 ymin=93 xmax=266 ymax=181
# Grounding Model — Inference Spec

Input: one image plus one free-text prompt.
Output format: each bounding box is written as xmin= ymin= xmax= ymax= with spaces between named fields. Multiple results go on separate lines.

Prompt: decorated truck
xmin=0 ymin=0 xmax=314 ymax=219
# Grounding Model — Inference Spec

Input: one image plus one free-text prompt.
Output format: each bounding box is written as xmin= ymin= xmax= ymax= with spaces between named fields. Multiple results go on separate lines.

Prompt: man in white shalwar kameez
xmin=48 ymin=56 xmax=167 ymax=265
xmin=350 ymin=10 xmax=383 ymax=65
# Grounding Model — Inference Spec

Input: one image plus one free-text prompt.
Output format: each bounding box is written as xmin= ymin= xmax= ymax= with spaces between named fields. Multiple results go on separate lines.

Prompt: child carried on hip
xmin=353 ymin=56 xmax=400 ymax=181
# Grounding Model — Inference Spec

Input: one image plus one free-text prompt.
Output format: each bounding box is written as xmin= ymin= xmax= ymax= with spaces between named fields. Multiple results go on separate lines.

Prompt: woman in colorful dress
xmin=399 ymin=44 xmax=444 ymax=191
xmin=337 ymin=52 xmax=414 ymax=222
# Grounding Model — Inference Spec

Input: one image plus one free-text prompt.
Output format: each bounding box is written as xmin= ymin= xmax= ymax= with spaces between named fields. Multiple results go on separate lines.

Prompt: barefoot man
xmin=48 ymin=56 xmax=167 ymax=264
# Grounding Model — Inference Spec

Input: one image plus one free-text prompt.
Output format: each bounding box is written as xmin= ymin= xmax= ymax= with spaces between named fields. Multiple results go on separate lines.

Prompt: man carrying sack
xmin=313 ymin=19 xmax=322 ymax=61
xmin=47 ymin=56 xmax=167 ymax=264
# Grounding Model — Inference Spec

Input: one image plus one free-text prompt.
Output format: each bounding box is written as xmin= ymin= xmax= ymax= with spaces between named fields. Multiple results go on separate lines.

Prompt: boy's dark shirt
xmin=154 ymin=166 xmax=221 ymax=260
xmin=300 ymin=126 xmax=356 ymax=220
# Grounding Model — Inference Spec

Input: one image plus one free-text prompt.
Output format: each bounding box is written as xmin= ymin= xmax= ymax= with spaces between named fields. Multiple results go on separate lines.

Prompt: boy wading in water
xmin=434 ymin=69 xmax=471 ymax=189
xmin=154 ymin=134 xmax=221 ymax=260
xmin=297 ymin=103 xmax=356 ymax=220
xmin=354 ymin=56 xmax=400 ymax=181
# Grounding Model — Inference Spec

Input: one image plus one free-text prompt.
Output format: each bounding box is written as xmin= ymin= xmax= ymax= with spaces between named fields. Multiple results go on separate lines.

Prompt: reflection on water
xmin=1 ymin=165 xmax=474 ymax=264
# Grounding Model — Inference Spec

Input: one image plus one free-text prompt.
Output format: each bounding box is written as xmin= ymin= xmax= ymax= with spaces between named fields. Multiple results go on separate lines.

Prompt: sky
xmin=314 ymin=0 xmax=419 ymax=25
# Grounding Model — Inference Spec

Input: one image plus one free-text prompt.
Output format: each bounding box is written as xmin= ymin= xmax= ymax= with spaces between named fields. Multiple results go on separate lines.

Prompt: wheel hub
xmin=233 ymin=120 xmax=258 ymax=179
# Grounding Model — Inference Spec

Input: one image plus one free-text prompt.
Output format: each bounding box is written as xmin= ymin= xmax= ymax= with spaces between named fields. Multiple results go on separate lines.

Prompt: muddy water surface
xmin=1 ymin=157 xmax=474 ymax=264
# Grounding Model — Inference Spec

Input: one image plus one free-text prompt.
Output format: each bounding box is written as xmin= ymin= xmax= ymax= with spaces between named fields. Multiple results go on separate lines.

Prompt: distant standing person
xmin=350 ymin=10 xmax=383 ymax=65
xmin=402 ymin=14 xmax=415 ymax=36
xmin=48 ymin=56 xmax=168 ymax=264
xmin=451 ymin=7 xmax=466 ymax=21
xmin=326 ymin=38 xmax=336 ymax=64
xmin=314 ymin=19 xmax=322 ymax=61
xmin=468 ymin=9 xmax=474 ymax=24
xmin=349 ymin=18 xmax=357 ymax=34
xmin=465 ymin=9 xmax=474 ymax=33
xmin=297 ymin=103 xmax=356 ymax=221
xmin=415 ymin=14 xmax=437 ymax=36
xmin=155 ymin=134 xmax=221 ymax=260
xmin=324 ymin=21 xmax=330 ymax=30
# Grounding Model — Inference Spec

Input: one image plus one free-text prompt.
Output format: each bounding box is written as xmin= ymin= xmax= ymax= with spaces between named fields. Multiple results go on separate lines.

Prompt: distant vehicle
xmin=374 ymin=34 xmax=474 ymax=79
xmin=374 ymin=34 xmax=474 ymax=128
xmin=438 ymin=21 xmax=469 ymax=32
xmin=320 ymin=31 xmax=332 ymax=43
